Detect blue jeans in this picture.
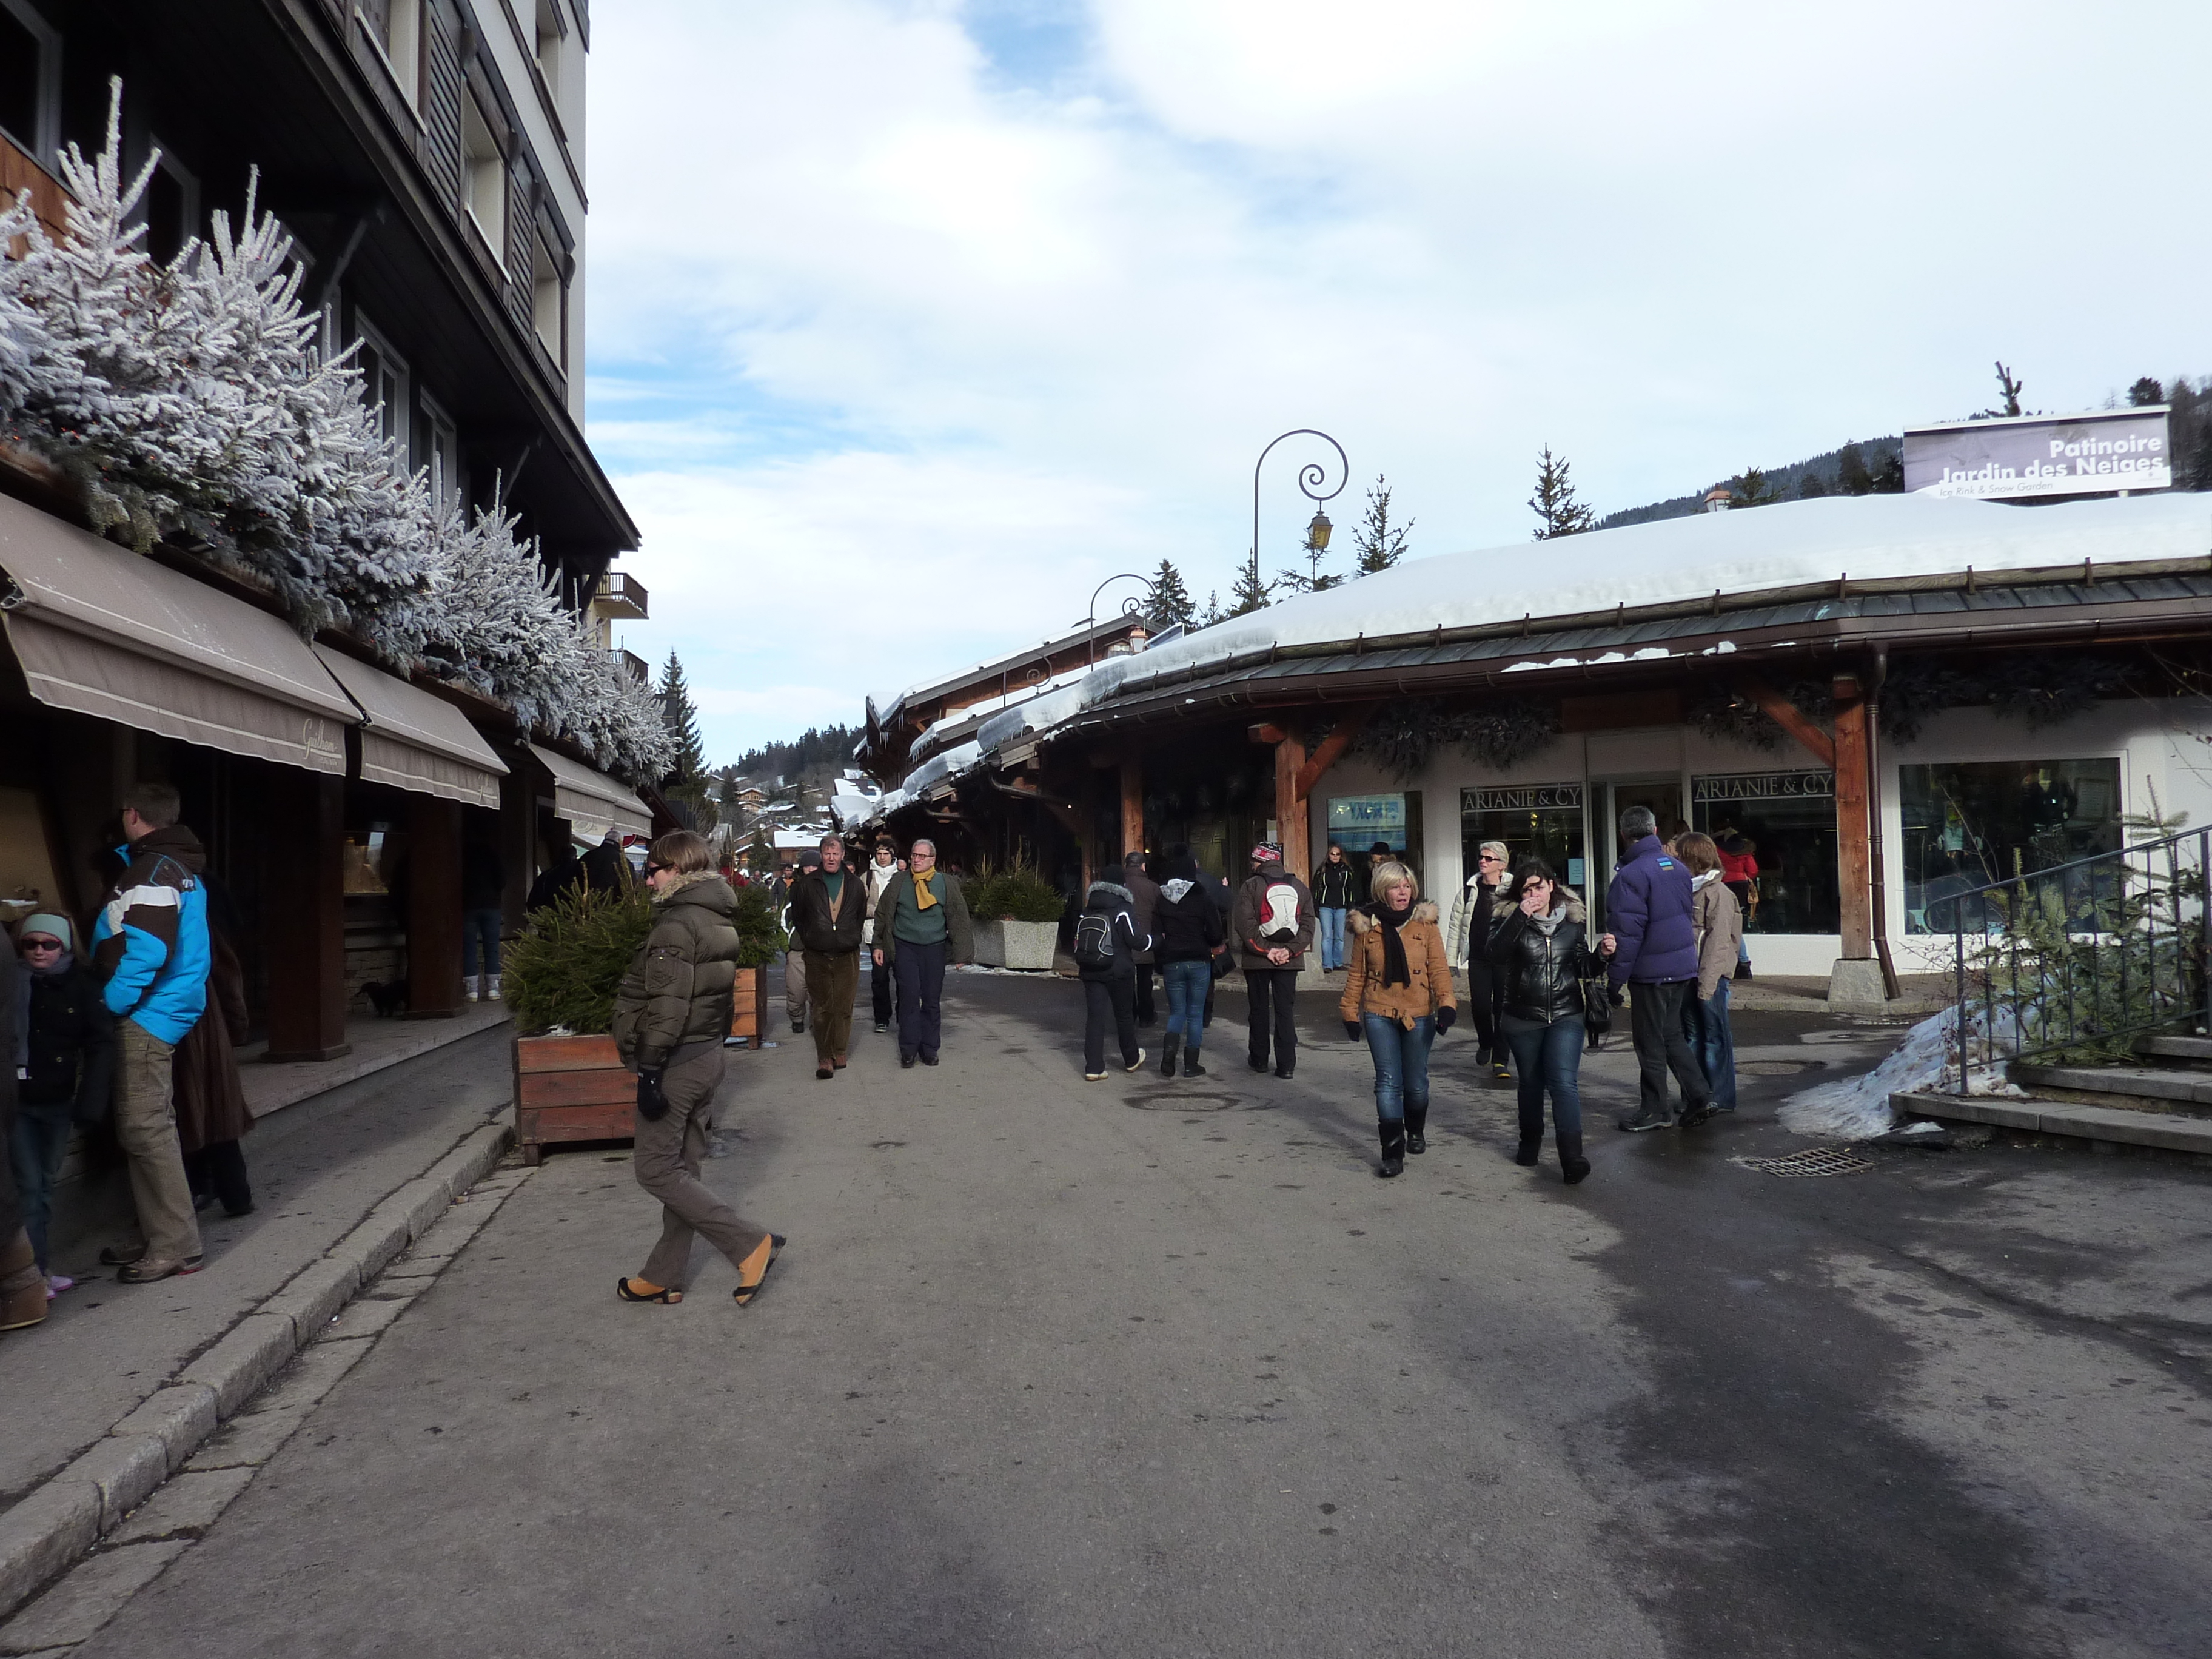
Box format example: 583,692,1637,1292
12,1102,73,1272
1502,1016,1585,1143
1361,1013,1433,1122
1318,908,1348,970
1161,960,1213,1050
461,907,503,977
1684,977,1738,1109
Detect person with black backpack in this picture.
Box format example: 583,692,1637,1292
1075,877,1151,1081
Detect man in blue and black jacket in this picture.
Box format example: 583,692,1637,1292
1603,806,1713,1133
90,783,211,1282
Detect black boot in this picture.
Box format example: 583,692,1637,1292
1560,1133,1591,1184
1377,1119,1406,1178
1183,1046,1206,1076
1514,1138,1542,1167
1161,1033,1181,1076
1405,1101,1429,1155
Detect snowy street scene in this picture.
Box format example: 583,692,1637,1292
1,4,2208,1656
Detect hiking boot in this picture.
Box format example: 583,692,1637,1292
1678,1099,1715,1128
1617,1106,1675,1133
99,1242,147,1267
118,1254,203,1284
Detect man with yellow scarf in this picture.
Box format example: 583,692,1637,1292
870,839,975,1068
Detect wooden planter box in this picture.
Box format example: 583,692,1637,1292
514,1034,632,1165
730,964,766,1045
973,919,1059,971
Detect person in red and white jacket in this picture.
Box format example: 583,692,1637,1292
1229,844,1316,1080
1717,831,1759,980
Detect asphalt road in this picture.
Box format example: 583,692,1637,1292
74,974,2212,1658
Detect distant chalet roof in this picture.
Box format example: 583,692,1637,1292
976,492,2212,756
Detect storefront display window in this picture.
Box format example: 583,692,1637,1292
1901,758,2122,934
341,826,390,894
1462,783,1585,891
1692,771,1840,936
1327,792,1422,865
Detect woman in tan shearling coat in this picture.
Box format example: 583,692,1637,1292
1338,860,1458,1178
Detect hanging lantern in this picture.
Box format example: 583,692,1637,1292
1306,509,1333,551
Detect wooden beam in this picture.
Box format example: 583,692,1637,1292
1119,756,1144,863
1293,705,1378,800
1273,731,1309,877
1248,722,1287,745
1832,674,1873,959
1737,677,1836,768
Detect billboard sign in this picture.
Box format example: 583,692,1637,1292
1904,407,2170,500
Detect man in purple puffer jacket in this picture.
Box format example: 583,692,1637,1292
1603,806,1714,1132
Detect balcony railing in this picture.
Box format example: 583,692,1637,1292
594,569,648,620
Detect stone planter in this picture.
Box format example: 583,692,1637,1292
974,918,1059,971
514,1034,632,1165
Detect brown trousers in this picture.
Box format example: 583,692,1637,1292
117,1021,203,1264
803,950,860,1064
634,1047,769,1289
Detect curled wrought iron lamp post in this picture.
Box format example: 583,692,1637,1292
1085,572,1162,667
1251,428,1349,595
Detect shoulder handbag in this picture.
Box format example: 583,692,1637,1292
1210,947,1235,981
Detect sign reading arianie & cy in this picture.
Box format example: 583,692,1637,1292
1903,408,2171,500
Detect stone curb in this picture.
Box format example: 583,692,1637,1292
0,1120,512,1620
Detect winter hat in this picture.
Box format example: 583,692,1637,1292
17,913,73,949
1369,840,1392,857
799,850,822,870
1249,842,1284,865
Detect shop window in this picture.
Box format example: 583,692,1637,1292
341,827,390,894
1327,792,1422,868
1461,783,1586,893
1901,759,2122,934
1692,771,1840,936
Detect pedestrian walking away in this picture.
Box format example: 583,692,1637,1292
460,833,506,1001
11,913,112,1305
1339,862,1456,1177
1603,805,1713,1133
1310,842,1360,973
1151,845,1225,1077
1718,830,1758,979
1075,878,1151,1080
872,839,974,1067
862,841,903,1033
788,834,866,1079
1446,839,1511,1081
1231,843,1315,1078
90,783,212,1283
612,831,783,1307
1486,860,1612,1183
1121,851,1162,1025
1677,831,1743,1113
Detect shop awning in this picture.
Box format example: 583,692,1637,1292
528,743,652,842
314,646,509,809
0,493,357,773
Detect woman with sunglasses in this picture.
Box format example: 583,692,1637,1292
1447,840,1511,1081
11,914,115,1296
612,831,784,1307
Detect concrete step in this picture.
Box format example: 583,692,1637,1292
2009,1062,2212,1113
2134,1033,2212,1065
1894,1090,2212,1158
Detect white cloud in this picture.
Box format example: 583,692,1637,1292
585,0,2212,759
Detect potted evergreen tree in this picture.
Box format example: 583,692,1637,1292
503,884,656,1164
726,883,783,1047
966,865,1067,971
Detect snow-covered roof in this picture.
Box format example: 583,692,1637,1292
903,739,985,798
979,492,2212,754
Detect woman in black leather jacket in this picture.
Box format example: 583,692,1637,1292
1485,859,1613,1184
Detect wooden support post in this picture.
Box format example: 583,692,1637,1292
1119,756,1144,865
1274,731,1309,877
1292,704,1378,802
263,771,349,1061
1832,674,1872,959
406,794,466,1017
1738,677,1835,768
1078,771,1098,894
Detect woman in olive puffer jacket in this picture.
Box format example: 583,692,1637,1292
612,831,783,1307
1485,857,1614,1184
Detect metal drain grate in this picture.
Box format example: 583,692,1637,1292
1729,1145,1876,1178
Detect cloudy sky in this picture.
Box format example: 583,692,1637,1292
582,0,2212,763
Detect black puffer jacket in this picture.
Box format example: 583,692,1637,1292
1486,894,1601,1024
22,957,116,1116
1152,868,1225,963
1076,881,1151,982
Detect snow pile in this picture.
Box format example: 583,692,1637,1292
1778,1009,2023,1140
0,82,671,781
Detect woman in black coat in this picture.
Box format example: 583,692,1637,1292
1485,860,1613,1185
1151,850,1225,1077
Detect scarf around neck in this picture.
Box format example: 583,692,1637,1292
1374,900,1412,988
913,870,939,911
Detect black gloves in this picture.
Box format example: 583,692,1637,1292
1344,1021,1362,1042
637,1066,670,1121
1434,1005,1458,1034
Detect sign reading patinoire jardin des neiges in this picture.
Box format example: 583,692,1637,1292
1903,407,2171,500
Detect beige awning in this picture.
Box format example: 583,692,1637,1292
314,646,509,809
0,492,357,773
528,743,652,842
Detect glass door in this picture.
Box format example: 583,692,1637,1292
1593,779,1682,932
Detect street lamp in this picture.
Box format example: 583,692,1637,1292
1251,429,1349,598
1085,571,1161,667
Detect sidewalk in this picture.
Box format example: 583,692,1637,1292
1,1019,515,1518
